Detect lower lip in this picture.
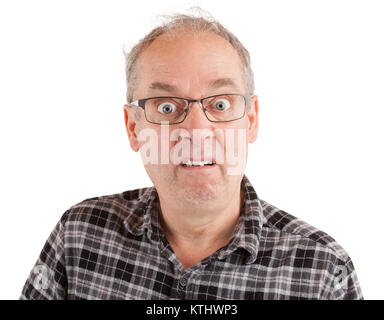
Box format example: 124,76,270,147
179,164,217,171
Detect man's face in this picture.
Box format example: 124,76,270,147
124,30,258,209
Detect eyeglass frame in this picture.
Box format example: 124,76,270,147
127,93,252,125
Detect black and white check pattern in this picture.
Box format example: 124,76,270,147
20,175,363,299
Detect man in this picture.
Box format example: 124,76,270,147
21,11,363,300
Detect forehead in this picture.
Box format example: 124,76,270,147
135,31,245,97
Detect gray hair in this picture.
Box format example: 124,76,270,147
123,8,255,104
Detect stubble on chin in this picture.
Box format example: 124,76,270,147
150,164,226,207
172,176,225,209
182,185,216,204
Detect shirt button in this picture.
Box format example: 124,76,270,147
179,276,188,287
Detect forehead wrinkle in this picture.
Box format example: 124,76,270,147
147,77,242,97
137,30,247,96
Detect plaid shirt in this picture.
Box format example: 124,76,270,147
20,175,363,300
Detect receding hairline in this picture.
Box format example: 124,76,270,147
124,10,255,104
133,29,247,98
146,78,242,96
136,26,247,69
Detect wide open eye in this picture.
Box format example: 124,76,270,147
157,102,177,114
212,98,231,111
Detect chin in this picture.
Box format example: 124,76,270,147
184,186,216,203
177,178,225,206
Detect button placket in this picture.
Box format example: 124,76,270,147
178,273,188,288
177,272,191,299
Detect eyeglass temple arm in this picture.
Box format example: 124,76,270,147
127,100,146,109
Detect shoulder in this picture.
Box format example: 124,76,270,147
259,198,350,262
256,198,363,299
59,186,153,233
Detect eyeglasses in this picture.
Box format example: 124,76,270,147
128,93,250,125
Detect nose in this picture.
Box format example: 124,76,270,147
177,101,216,160
182,101,213,130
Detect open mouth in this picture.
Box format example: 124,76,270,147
181,160,215,167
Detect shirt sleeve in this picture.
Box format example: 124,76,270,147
20,213,68,300
327,255,364,300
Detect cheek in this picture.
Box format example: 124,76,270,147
136,125,164,165
220,121,248,149
224,128,248,155
217,123,248,169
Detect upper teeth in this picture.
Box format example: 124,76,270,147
182,160,213,167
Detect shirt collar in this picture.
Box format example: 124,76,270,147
123,175,264,264
221,175,264,264
123,184,163,242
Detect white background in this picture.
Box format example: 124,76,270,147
0,0,383,299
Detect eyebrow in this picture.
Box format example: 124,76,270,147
208,78,240,91
149,82,179,94
148,77,240,95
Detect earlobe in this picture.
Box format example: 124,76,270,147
124,105,140,152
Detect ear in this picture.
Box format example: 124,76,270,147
124,104,140,152
247,95,259,143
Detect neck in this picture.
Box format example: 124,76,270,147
157,185,244,268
